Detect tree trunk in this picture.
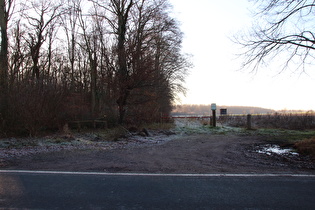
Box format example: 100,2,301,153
0,0,8,122
90,55,97,118
115,0,133,124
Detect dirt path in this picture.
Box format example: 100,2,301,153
3,133,315,174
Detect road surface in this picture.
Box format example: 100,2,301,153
1,170,315,209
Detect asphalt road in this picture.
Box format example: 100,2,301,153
1,171,315,209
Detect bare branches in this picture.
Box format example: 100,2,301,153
238,0,315,72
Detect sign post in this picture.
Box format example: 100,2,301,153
211,103,216,127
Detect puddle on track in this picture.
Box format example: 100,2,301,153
256,144,299,156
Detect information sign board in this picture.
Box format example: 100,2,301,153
211,103,216,111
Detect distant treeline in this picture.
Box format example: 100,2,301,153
172,104,275,116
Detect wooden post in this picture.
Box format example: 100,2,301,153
211,103,217,127
212,110,216,127
247,114,252,130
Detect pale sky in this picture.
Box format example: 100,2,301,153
170,0,315,111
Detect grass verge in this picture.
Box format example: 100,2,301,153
242,129,315,144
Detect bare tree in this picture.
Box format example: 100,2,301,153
111,0,134,124
88,0,134,123
236,0,315,73
77,4,101,117
86,0,190,124
127,0,190,121
22,0,63,80
62,0,82,90
0,0,13,124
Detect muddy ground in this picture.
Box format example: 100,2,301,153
1,127,315,174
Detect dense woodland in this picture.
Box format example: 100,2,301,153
0,0,191,136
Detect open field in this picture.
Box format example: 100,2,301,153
171,111,315,130
221,112,315,130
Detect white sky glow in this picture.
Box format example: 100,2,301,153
170,0,315,110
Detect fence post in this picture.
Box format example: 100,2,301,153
247,114,252,130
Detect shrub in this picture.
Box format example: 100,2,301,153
5,81,66,136
294,137,315,159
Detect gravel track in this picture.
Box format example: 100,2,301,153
1,119,315,174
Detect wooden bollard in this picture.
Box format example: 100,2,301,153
212,110,216,127
247,114,252,130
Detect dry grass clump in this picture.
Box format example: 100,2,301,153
294,136,315,159
144,122,175,130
